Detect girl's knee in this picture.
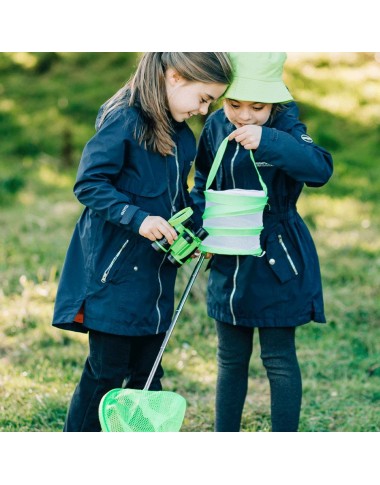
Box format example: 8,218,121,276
217,345,251,370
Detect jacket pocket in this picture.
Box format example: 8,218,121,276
100,238,132,284
265,228,302,284
277,234,298,275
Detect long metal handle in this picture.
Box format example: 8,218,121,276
144,253,206,390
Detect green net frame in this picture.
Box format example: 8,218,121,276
99,388,186,432
98,256,205,433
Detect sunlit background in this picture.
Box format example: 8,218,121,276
0,52,379,432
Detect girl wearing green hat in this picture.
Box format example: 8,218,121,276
191,52,333,431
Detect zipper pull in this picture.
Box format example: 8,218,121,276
101,239,129,284
101,271,110,284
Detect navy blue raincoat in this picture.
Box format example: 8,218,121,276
53,106,196,336
190,103,333,328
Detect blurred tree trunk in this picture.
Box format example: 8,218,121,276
60,127,74,168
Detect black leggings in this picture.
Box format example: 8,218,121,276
64,330,165,432
215,321,302,432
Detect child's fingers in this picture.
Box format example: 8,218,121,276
149,219,177,244
228,129,239,141
190,250,201,258
234,133,248,144
156,221,177,245
228,128,248,143
139,216,177,243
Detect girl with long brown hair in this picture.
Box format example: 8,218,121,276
53,52,232,431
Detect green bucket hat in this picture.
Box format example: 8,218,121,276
225,52,293,103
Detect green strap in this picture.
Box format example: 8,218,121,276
199,242,264,257
204,191,265,206
205,135,268,196
205,226,263,236
204,189,267,218
204,202,266,219
205,136,229,189
168,207,193,226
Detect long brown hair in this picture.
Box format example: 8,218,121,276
97,53,232,155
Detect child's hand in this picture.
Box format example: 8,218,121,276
190,250,201,259
228,125,262,150
190,251,213,259
139,216,178,244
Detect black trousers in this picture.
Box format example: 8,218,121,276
215,321,302,432
63,329,165,432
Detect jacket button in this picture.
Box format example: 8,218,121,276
269,258,276,265
133,266,138,271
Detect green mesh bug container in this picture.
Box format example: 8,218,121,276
200,135,268,256
99,388,187,432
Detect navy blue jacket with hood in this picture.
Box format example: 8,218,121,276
190,102,333,328
53,105,196,336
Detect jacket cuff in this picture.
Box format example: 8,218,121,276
120,205,149,233
120,204,139,224
128,209,150,234
255,126,278,159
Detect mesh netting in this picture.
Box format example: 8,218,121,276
99,388,186,432
200,188,267,256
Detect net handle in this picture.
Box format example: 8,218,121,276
144,253,206,390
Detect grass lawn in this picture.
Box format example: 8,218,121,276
0,52,379,432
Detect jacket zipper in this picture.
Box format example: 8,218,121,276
155,256,166,334
278,234,298,275
101,239,130,283
172,145,180,215
230,143,240,189
167,144,180,216
230,256,239,325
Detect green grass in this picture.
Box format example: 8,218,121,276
1,53,379,432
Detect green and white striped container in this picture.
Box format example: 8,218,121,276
200,136,268,256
